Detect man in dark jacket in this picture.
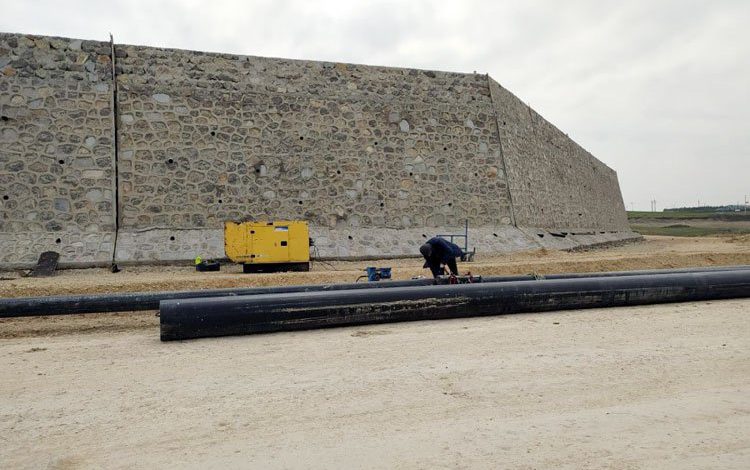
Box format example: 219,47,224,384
419,237,464,278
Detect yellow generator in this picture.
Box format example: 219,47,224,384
224,220,311,273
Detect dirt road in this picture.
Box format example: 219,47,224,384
1,300,749,469
1,235,749,468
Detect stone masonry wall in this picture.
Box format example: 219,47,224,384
489,78,629,231
0,32,635,267
113,45,517,261
0,33,116,267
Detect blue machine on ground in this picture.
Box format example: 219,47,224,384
360,267,392,282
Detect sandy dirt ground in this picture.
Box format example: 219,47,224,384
2,235,750,298
1,235,749,468
1,300,749,469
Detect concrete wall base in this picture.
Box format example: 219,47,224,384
104,226,638,265
0,227,641,270
0,231,115,269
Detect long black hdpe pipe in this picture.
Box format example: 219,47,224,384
160,270,750,341
2,265,750,318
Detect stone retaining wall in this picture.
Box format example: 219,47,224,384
0,32,635,268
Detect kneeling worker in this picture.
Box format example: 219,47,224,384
419,237,464,278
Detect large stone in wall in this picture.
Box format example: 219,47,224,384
0,33,116,267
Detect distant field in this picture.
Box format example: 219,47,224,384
628,211,750,221
630,224,750,237
628,211,750,237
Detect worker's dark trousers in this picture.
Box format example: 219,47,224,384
446,258,459,275
428,257,460,278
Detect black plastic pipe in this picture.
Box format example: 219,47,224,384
160,270,750,341
2,265,750,318
0,278,434,318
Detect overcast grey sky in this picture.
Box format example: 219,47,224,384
2,0,748,210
